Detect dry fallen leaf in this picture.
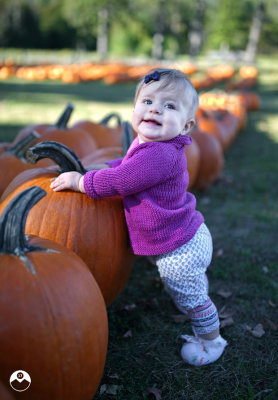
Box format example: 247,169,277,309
144,387,162,400
107,373,120,379
219,305,234,319
246,323,265,338
172,314,190,323
122,303,137,311
217,288,232,299
262,318,277,331
220,316,234,328
99,384,119,395
268,299,277,308
123,330,132,338
215,248,224,258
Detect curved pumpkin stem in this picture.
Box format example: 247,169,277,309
0,186,46,256
25,141,87,174
101,113,122,127
122,121,134,155
5,131,40,160
55,102,74,130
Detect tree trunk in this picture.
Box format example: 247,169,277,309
97,8,109,61
189,0,205,59
244,0,266,63
152,0,166,60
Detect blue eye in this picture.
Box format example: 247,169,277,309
165,103,175,109
144,99,152,104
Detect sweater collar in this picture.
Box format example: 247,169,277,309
133,134,192,147
168,135,192,147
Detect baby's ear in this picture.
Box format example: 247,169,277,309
183,119,195,134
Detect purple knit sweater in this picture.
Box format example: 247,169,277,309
84,135,204,256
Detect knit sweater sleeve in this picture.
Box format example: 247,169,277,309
83,143,176,198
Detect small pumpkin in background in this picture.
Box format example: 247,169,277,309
81,146,123,168
12,103,74,145
196,108,229,151
191,128,224,190
72,115,135,154
0,131,54,196
185,136,200,190
71,112,123,148
1,141,135,306
0,142,11,155
12,103,97,159
36,104,98,159
196,107,240,151
0,186,108,400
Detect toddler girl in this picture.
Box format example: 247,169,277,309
51,68,227,366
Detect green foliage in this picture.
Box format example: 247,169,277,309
204,0,255,50
110,18,153,56
39,0,77,49
0,0,278,56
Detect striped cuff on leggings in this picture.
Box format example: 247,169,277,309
188,298,220,335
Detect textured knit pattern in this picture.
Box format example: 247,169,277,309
155,223,216,329
84,135,204,255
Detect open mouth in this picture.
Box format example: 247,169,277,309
143,118,162,126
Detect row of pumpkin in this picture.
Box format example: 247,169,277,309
0,58,258,90
0,83,259,398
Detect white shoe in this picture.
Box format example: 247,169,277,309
180,334,227,366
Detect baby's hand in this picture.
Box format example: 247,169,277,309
50,172,85,193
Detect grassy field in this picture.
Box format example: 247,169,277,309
1,58,278,399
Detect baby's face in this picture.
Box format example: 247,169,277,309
132,80,195,144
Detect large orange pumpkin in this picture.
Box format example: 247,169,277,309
1,142,135,306
191,128,224,190
0,186,108,400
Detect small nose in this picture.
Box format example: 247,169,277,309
150,102,162,114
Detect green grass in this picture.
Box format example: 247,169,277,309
1,57,278,399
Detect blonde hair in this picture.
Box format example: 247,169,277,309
134,68,199,120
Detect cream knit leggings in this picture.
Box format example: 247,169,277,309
155,223,220,335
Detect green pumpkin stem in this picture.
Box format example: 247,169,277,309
101,112,122,127
25,141,87,174
122,121,134,155
55,102,74,129
6,131,40,160
0,186,46,256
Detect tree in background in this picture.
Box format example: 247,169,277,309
109,0,195,59
0,0,42,48
0,0,278,60
61,0,128,58
245,0,267,63
204,0,255,51
188,0,206,59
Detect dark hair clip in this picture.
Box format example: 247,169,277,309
144,70,160,84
